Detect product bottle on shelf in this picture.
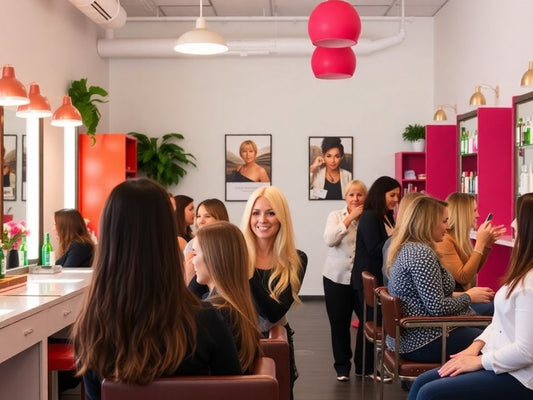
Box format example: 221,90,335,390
525,118,531,145
517,117,524,146
0,249,4,278
41,233,54,267
519,164,529,194
19,237,27,266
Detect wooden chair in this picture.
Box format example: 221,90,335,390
377,287,492,400
361,271,384,396
102,356,278,400
261,325,290,400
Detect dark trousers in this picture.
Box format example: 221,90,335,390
323,277,358,375
408,367,533,400
353,287,374,375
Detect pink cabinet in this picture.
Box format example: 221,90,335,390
394,152,426,195
425,124,457,200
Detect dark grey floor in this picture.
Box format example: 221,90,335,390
290,297,408,400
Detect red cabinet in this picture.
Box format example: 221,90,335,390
394,151,426,195
78,133,137,236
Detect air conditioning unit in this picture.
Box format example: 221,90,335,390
69,0,127,29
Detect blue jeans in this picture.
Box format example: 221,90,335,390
471,301,494,316
403,327,483,363
408,368,533,400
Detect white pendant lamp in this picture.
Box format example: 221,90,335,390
174,0,228,55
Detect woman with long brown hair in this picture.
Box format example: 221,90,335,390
53,208,94,267
191,221,262,373
73,179,241,400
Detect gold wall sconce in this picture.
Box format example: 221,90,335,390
469,84,499,105
521,61,533,87
433,104,457,121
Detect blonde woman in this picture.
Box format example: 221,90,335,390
435,193,505,315
240,186,307,396
321,180,367,381
386,196,494,363
229,140,270,183
191,221,262,373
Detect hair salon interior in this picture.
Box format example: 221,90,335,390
0,0,532,397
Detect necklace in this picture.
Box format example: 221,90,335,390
327,171,339,183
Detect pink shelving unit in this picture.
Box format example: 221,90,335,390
457,108,514,290
425,124,457,200
394,152,426,195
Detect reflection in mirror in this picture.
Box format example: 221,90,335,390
1,106,42,263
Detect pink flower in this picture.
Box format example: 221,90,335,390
2,220,29,251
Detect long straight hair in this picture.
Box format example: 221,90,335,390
364,176,400,226
174,194,194,239
54,208,95,257
73,179,201,384
445,193,476,261
196,221,262,372
503,193,533,297
240,186,303,304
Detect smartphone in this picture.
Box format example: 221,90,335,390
484,213,493,223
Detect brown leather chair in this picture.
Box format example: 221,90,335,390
261,325,290,400
101,357,278,400
377,287,492,399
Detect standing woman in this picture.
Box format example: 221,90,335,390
351,176,400,376
240,186,307,397
73,179,241,400
174,195,195,252
407,193,533,400
310,137,353,200
435,193,505,314
322,180,367,381
191,221,262,373
54,208,95,267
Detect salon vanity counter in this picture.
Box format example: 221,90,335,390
0,269,92,399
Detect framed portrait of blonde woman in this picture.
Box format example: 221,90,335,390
225,134,272,201
309,136,353,200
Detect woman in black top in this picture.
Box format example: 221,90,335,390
54,209,94,267
351,176,400,376
174,194,195,251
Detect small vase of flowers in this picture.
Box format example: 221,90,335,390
2,220,29,269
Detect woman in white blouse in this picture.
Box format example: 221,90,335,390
322,180,367,381
407,192,533,400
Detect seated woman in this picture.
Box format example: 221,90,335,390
386,196,494,363
435,193,505,315
407,192,533,400
72,179,241,400
190,221,262,373
53,208,95,267
174,194,195,252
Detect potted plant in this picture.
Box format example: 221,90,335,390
129,132,197,188
402,123,426,151
68,78,108,145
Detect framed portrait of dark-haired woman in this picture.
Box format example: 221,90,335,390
225,134,272,201
309,136,353,200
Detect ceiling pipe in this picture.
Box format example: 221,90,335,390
126,16,411,23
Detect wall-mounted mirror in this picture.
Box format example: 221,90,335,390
1,106,43,264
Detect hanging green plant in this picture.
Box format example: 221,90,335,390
129,132,197,188
68,78,108,145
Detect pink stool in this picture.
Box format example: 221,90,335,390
48,343,85,400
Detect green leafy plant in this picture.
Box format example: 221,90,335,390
68,78,108,145
129,132,197,188
402,124,426,142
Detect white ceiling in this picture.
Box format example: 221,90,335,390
120,0,449,18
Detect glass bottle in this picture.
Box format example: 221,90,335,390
525,118,531,146
41,233,54,267
19,236,27,266
516,117,523,146
0,249,4,278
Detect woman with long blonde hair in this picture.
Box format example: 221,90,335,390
240,186,307,396
191,221,262,373
73,179,241,400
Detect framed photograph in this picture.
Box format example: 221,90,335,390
22,135,27,201
225,134,272,201
309,136,354,200
3,134,17,201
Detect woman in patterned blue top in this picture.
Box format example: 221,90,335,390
385,196,494,363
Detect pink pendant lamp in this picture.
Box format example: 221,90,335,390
16,83,52,118
308,0,362,48
51,96,82,127
311,47,356,79
0,65,29,106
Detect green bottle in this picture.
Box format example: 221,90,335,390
19,237,28,266
41,233,53,267
0,249,5,278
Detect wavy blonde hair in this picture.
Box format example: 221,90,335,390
386,196,447,274
240,186,303,304
196,221,262,372
445,193,476,261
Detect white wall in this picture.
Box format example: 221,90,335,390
3,0,109,248
108,18,434,295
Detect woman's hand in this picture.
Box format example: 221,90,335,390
310,156,325,174
465,286,495,303
475,221,506,249
438,354,483,377
348,205,364,221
